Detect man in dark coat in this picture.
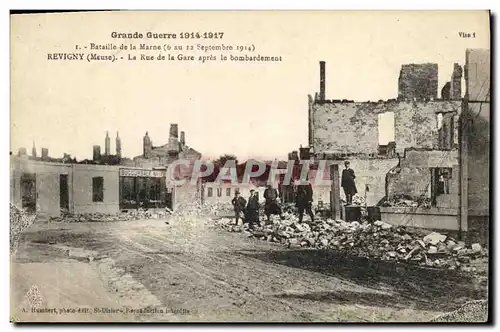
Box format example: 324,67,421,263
245,189,259,229
231,190,247,225
341,160,357,205
296,182,315,223
263,184,284,221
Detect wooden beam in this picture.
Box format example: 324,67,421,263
330,164,341,220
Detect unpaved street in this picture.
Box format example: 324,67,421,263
11,217,488,322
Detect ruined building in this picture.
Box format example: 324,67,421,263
132,124,202,169
309,61,461,157
116,131,122,158
459,49,490,244
105,131,111,156
91,131,123,164
305,50,489,243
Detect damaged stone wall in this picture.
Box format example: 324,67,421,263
463,48,490,245
386,149,459,208
394,101,460,154
398,63,438,100
312,102,379,154
311,100,461,155
345,158,399,206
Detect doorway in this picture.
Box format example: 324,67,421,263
165,187,173,210
60,174,69,211
20,173,36,213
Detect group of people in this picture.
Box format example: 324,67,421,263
230,185,284,229
231,183,316,228
230,160,357,226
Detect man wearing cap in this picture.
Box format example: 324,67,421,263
231,190,247,225
263,184,284,222
245,189,260,229
296,181,315,223
341,160,357,205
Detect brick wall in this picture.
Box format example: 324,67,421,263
312,102,379,154
311,100,461,156
394,101,460,154
345,158,399,206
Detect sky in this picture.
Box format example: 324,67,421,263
10,11,490,161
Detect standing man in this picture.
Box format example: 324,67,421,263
341,160,357,205
296,181,315,223
263,184,284,222
245,189,259,229
231,190,247,225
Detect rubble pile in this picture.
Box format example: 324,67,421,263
215,215,487,271
281,203,298,214
171,201,232,217
50,209,170,223
10,203,38,255
381,194,432,208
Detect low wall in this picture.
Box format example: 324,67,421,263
379,206,459,230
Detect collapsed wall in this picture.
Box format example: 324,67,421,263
311,100,461,155
385,149,459,208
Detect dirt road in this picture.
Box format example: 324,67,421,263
10,216,488,322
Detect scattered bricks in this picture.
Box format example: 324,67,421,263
212,204,486,272
457,248,469,256
381,223,392,230
458,256,471,263
447,240,457,250
403,234,413,242
471,243,482,254
423,232,447,246
288,238,299,247
428,246,438,254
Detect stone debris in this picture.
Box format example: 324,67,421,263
10,203,38,255
423,232,447,245
381,194,432,208
49,209,170,223
214,214,487,272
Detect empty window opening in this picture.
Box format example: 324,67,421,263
378,112,396,156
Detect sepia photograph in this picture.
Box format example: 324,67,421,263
9,10,491,323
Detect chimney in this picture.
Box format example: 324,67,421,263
105,131,110,156
143,132,152,158
169,124,179,139
41,148,49,159
319,61,326,101
116,131,121,157
93,145,101,161
180,131,185,145
32,141,37,158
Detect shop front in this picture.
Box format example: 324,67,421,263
119,168,167,210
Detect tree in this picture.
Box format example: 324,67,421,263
213,154,238,167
